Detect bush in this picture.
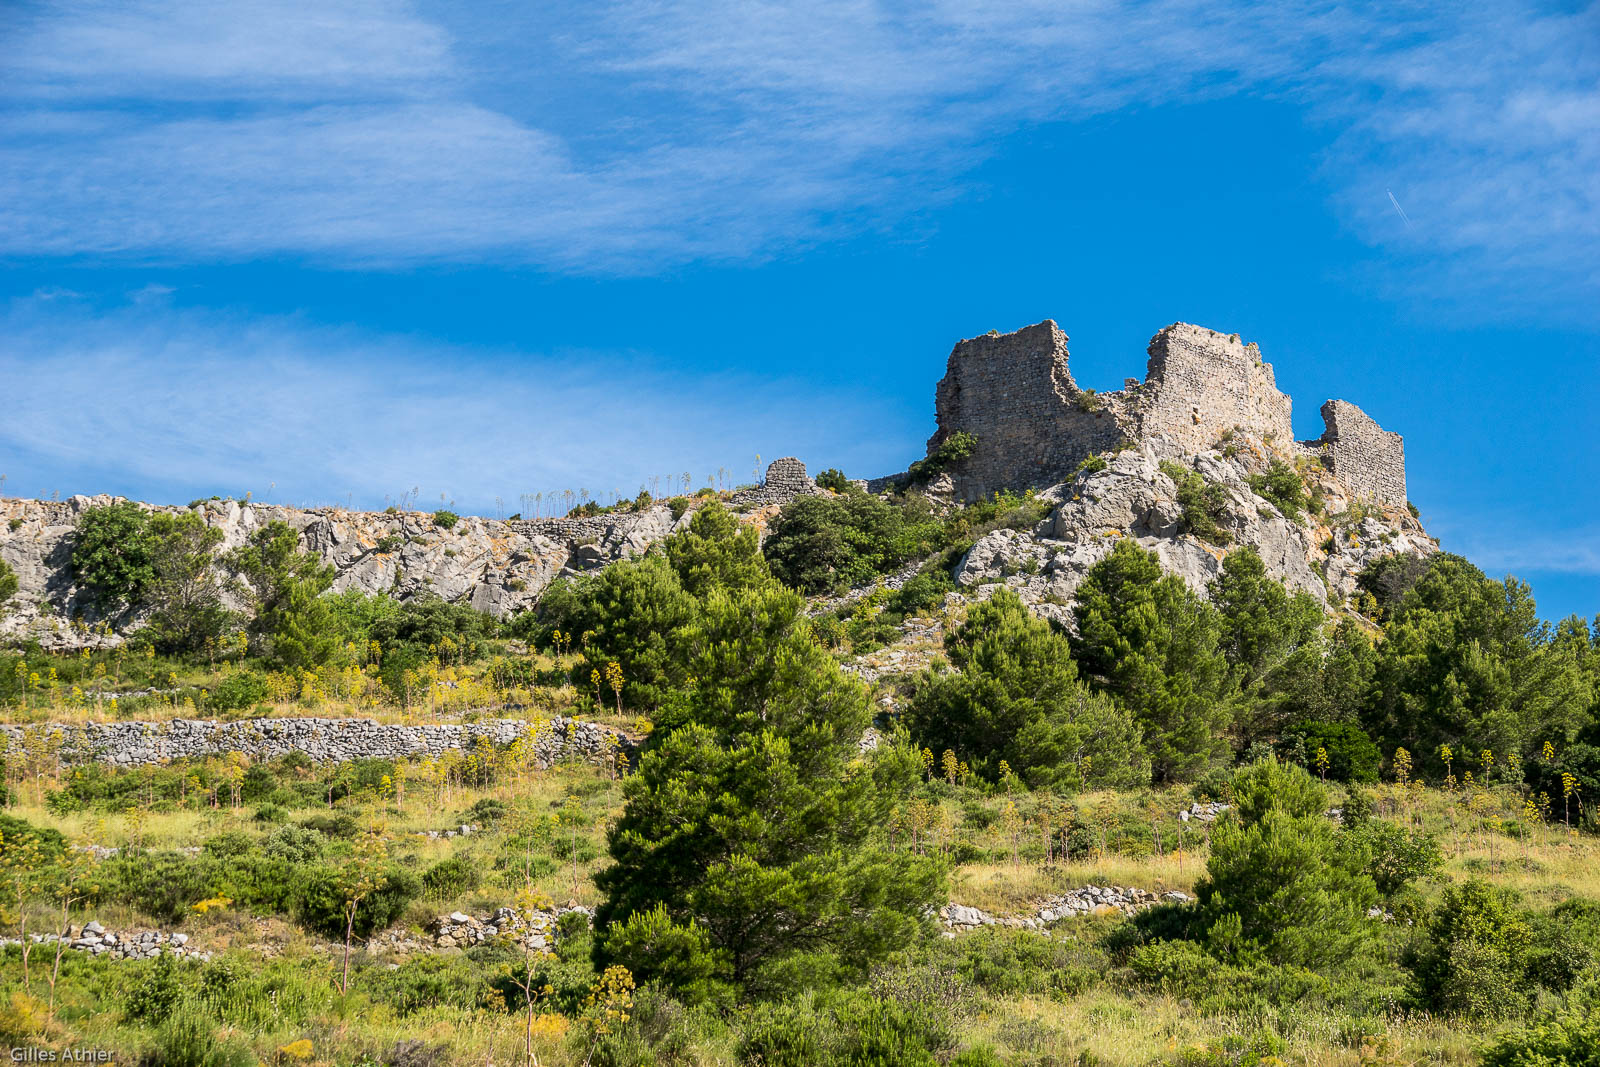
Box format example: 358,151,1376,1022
466,797,508,825
202,830,255,859
432,510,459,528
71,501,155,611
1278,721,1381,783
261,824,325,863
763,492,942,595
815,468,851,493
1194,760,1379,968
0,813,67,860
1127,939,1219,997
1247,460,1308,520
941,927,1103,998
421,856,481,899
1409,879,1531,1017
210,672,270,713
1342,820,1441,896
294,864,421,939
886,569,952,616
1480,975,1600,1066
361,953,489,1015
104,853,218,924
1159,461,1232,545
599,903,728,1006
906,430,978,485
139,1003,255,1067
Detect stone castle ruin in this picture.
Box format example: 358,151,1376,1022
924,320,1407,507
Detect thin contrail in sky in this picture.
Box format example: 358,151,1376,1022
1387,189,1413,229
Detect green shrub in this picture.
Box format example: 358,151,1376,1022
421,856,481,899
1278,721,1381,783
71,501,155,610
1480,975,1600,1066
1341,820,1441,896
1159,461,1232,545
361,952,490,1015
886,569,953,616
599,903,728,1006
815,468,851,493
1409,879,1531,1017
466,797,508,824
121,952,193,1024
432,510,459,528
763,492,942,595
905,431,977,486
1127,939,1219,997
294,864,421,939
0,813,67,859
1194,760,1379,968
202,830,255,859
942,927,1103,998
667,496,692,520
1074,454,1108,477
261,824,325,863
139,1003,255,1067
1247,460,1308,520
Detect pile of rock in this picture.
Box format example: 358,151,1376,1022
73,843,200,860
414,823,479,840
364,904,595,956
4,920,211,961
1179,801,1230,823
939,885,1190,933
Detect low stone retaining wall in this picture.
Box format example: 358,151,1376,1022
0,715,629,768
940,885,1191,932
4,920,212,962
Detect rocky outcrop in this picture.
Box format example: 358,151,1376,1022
0,714,630,768
950,435,1433,628
0,459,819,649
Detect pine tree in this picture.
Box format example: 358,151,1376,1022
595,581,944,995
1072,539,1232,781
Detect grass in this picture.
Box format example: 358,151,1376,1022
4,739,1598,1065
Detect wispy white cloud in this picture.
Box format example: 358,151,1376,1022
0,0,1595,310
0,292,913,509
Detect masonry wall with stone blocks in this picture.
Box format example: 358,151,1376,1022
922,317,1407,508
1316,400,1408,506
1132,323,1295,450
928,321,1126,501
0,714,628,768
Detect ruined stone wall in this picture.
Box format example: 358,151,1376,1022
1131,324,1295,451
914,319,1407,510
928,321,1126,501
0,714,627,768
1316,400,1408,507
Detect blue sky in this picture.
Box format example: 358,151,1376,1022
0,0,1596,621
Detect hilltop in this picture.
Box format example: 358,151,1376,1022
0,320,1433,647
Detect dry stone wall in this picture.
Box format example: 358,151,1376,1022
0,714,627,768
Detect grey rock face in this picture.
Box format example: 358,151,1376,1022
0,468,818,648
951,437,1434,627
